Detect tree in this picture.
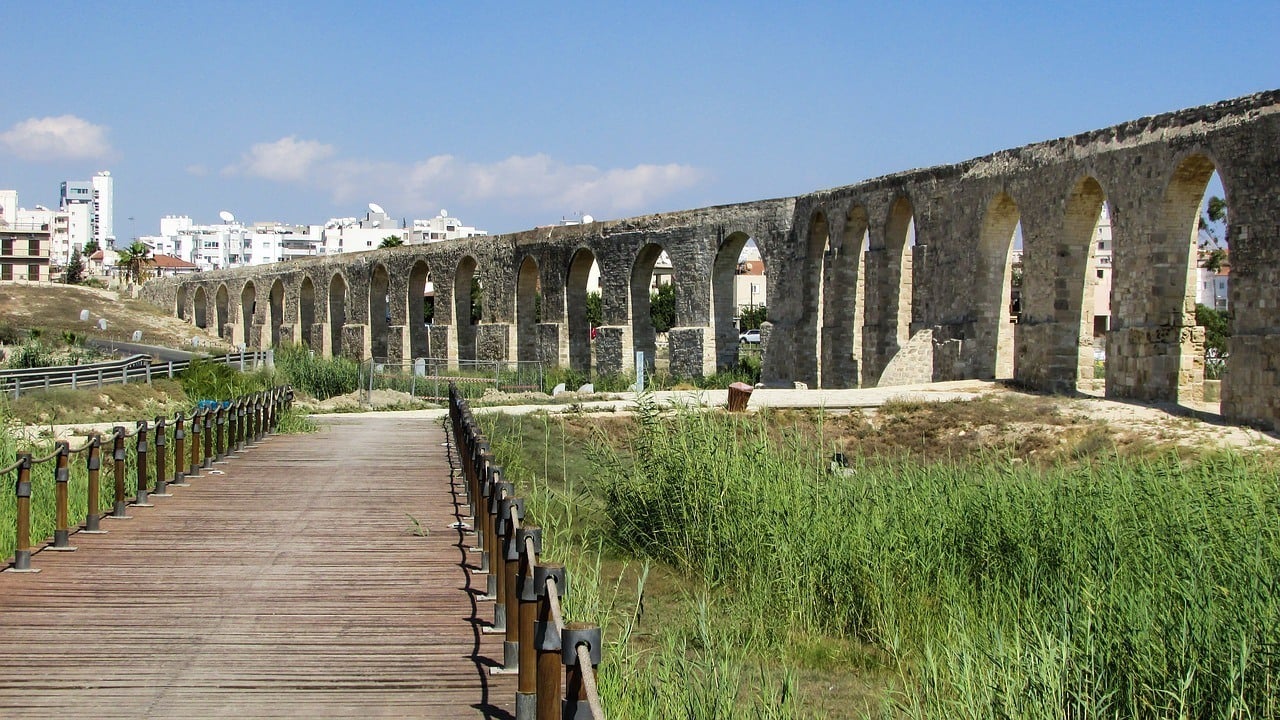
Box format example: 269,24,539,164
1198,195,1227,249
1196,303,1230,359
739,304,767,330
470,276,483,324
63,248,86,285
585,291,603,328
379,235,404,249
116,241,152,285
82,239,100,257
650,282,675,333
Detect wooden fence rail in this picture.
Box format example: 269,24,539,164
448,382,605,720
2,386,292,571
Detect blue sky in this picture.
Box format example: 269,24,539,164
3,1,1276,240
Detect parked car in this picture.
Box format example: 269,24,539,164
739,329,762,344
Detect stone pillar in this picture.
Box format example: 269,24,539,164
593,325,633,377
536,323,564,368
341,324,370,362
386,325,409,364
1106,325,1203,403
476,324,514,364
249,323,265,350
223,324,237,345
667,327,713,378
426,326,450,361
278,325,296,345
311,323,328,357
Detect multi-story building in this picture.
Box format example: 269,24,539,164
0,218,52,282
58,171,113,260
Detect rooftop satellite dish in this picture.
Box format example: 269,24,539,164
219,210,235,223
368,202,385,215
581,214,594,224
439,209,448,218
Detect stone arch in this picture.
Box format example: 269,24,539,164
885,196,916,349
1060,175,1110,390
454,255,479,362
1156,153,1220,403
629,242,667,370
408,260,431,358
369,263,390,360
865,195,917,386
329,272,347,358
239,281,256,348
977,192,1021,379
516,255,541,362
819,205,867,388
215,284,229,337
268,278,285,348
299,275,315,349
799,209,830,386
193,286,208,329
176,286,188,321
711,232,752,370
566,247,597,372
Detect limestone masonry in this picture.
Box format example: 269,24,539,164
141,90,1280,428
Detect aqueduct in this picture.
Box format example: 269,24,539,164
142,90,1280,427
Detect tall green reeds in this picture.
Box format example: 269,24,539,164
484,401,1280,718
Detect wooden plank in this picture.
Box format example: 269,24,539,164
0,415,514,718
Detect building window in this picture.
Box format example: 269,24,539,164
1097,269,1104,279
1097,241,1105,250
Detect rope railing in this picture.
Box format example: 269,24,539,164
448,381,605,720
3,386,294,572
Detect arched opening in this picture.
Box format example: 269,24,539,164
867,196,917,386
1155,155,1223,404
630,243,669,371
299,276,315,348
516,256,541,362
977,193,1020,380
1061,177,1110,393
1195,169,1229,407
369,263,390,360
329,273,347,358
408,260,432,359
888,198,916,346
176,286,188,321
820,205,867,388
193,287,207,329
215,284,229,338
267,279,284,348
711,233,765,371
566,248,598,373
454,256,479,362
800,210,829,386
239,282,256,348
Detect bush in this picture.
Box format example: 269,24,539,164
273,342,360,400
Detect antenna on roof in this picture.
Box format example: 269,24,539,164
219,210,235,223
368,202,385,215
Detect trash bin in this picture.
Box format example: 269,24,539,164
727,382,753,412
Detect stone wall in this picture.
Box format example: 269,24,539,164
140,90,1280,427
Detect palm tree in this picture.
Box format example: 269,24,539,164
116,241,152,285
379,235,405,249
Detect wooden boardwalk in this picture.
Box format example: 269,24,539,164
0,414,513,719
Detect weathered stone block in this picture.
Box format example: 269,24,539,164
476,323,513,363
667,327,706,378
426,325,450,360
594,326,632,377
341,324,369,361
536,323,563,367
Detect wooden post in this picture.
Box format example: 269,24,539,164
516,527,542,719
172,412,188,487
135,420,151,506
51,441,76,550
12,454,35,571
84,435,104,532
562,623,602,720
534,563,566,720
110,427,130,518
153,416,169,497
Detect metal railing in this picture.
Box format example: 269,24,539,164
2,386,293,571
362,358,544,402
0,350,271,398
448,383,604,720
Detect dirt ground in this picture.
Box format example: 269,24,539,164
0,282,228,351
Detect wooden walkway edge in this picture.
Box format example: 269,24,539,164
0,415,513,719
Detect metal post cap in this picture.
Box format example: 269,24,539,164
561,625,602,666
534,564,568,599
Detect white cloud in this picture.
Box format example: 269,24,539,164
230,138,704,219
185,164,208,176
225,136,335,182
0,115,113,161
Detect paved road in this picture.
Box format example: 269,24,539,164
88,338,201,362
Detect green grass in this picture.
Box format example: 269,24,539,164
479,400,1280,719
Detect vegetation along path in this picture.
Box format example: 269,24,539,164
0,414,511,719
